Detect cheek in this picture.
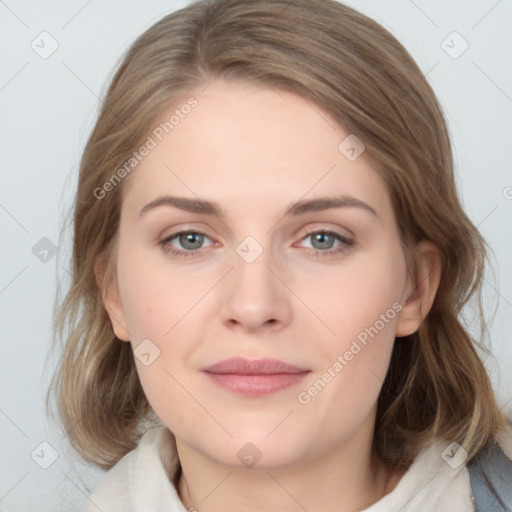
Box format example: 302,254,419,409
115,244,211,415
295,291,399,445
294,248,404,413
300,249,405,348
116,241,212,342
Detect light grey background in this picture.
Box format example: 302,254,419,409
1,0,511,510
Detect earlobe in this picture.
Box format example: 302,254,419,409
395,240,442,338
94,254,131,342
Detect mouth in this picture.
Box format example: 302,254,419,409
201,357,311,397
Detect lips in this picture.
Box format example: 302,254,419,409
201,357,311,397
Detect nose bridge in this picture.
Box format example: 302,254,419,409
218,234,292,331
231,234,279,301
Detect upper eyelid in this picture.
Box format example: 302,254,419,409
295,230,353,249
156,213,356,238
300,227,352,239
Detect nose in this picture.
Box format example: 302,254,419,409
218,245,292,333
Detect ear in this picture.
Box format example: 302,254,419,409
395,240,442,337
94,253,130,342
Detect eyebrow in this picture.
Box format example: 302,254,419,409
139,195,379,219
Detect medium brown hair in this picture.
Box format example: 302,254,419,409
47,0,507,470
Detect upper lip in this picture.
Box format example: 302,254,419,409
202,357,310,375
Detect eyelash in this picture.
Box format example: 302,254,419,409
159,229,354,258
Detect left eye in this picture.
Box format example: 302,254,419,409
300,231,344,250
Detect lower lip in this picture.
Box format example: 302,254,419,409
203,372,310,397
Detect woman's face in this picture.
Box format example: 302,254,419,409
105,80,416,469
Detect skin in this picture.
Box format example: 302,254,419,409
100,79,441,512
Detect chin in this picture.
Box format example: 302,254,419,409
206,428,312,470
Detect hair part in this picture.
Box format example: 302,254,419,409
47,0,507,470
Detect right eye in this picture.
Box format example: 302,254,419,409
159,230,215,257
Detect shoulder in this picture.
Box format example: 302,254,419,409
364,439,474,511
495,420,512,459
378,424,512,512
81,426,183,512
81,443,135,512
467,421,512,511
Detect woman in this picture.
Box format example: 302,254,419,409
47,0,512,510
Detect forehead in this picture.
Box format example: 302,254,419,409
120,80,391,221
